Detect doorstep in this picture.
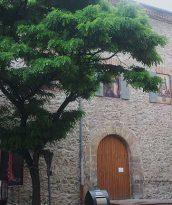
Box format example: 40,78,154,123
110,199,172,205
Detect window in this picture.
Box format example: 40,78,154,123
149,68,172,104
157,73,172,104
0,151,23,186
96,76,130,100
103,78,120,98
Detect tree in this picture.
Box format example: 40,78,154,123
0,0,166,204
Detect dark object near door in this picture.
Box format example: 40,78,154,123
85,188,110,205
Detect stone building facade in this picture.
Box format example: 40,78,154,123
6,3,172,205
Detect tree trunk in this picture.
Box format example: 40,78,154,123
28,152,41,205
19,110,41,205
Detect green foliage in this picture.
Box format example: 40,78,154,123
123,67,162,92
0,109,83,150
0,0,166,151
50,0,100,11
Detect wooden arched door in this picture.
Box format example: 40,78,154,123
97,135,130,199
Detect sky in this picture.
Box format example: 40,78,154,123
135,0,172,12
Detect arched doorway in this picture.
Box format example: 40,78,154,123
97,135,130,199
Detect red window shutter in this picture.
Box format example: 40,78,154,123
7,153,16,183
8,153,23,186
0,152,8,181
0,151,23,186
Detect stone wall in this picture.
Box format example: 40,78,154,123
6,6,172,205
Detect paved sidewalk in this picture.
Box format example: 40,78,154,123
111,199,172,205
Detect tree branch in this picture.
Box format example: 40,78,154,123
100,53,118,61
88,49,102,56
19,150,33,168
53,93,76,121
0,73,23,101
0,81,21,110
87,49,103,61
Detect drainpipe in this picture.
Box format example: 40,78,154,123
44,150,53,205
79,98,84,205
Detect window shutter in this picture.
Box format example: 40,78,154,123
0,152,23,186
0,151,8,180
8,153,23,186
149,71,158,103
95,83,103,96
120,75,130,100
169,75,172,104
170,75,172,93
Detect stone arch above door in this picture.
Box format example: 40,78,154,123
85,121,144,199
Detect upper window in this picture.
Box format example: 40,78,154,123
96,76,130,100
149,68,172,104
103,78,120,98
157,73,171,104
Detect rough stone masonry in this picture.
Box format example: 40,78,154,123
7,3,172,205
